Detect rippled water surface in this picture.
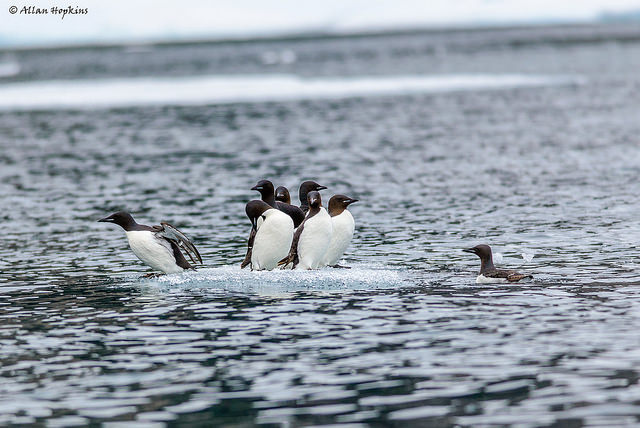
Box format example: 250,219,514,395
2,24,640,426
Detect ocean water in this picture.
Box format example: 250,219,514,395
2,23,640,426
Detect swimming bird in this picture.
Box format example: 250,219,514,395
275,186,291,204
463,244,532,283
243,200,294,270
98,211,202,275
279,191,333,269
298,180,327,213
252,180,305,228
322,195,358,267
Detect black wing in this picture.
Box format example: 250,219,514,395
506,272,533,282
276,202,305,228
241,228,256,269
154,222,203,265
485,268,532,282
168,241,194,270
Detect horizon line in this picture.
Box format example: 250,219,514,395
1,15,636,53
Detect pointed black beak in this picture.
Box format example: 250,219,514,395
317,185,328,191
463,248,476,253
250,217,258,230
98,217,111,223
251,185,262,191
346,198,358,205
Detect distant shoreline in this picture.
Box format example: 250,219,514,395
2,19,640,53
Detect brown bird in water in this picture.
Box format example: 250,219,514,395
464,244,533,283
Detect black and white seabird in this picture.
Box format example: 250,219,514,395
98,211,202,275
463,244,533,283
275,186,291,204
279,191,333,270
241,180,305,268
322,195,358,267
243,200,294,270
298,180,327,213
252,180,305,228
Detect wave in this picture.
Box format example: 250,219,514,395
0,73,584,111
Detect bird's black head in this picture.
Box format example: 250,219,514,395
299,180,327,204
307,191,322,210
328,194,358,216
98,211,137,231
251,180,276,206
245,200,271,230
463,244,493,261
251,180,274,193
275,186,291,204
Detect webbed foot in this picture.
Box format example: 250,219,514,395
142,272,163,278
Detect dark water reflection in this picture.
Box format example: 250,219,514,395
5,280,640,426
2,24,640,426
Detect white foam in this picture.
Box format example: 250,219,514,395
147,264,407,291
0,73,583,111
521,251,535,263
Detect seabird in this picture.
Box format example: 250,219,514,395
298,180,327,213
243,200,294,270
98,211,202,275
279,191,333,269
241,180,305,268
275,186,291,204
463,244,532,283
322,195,358,267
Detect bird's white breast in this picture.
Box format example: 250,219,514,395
475,274,507,284
252,209,294,271
126,231,183,274
296,208,332,270
322,210,355,266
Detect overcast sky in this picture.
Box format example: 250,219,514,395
1,0,639,47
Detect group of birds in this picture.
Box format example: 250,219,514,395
98,180,359,276
241,180,358,271
98,180,533,283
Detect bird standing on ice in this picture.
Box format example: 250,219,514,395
280,191,333,269
98,211,202,275
463,244,533,283
242,180,303,268
244,200,294,271
322,195,358,267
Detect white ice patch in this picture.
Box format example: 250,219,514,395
261,50,297,65
148,263,407,291
0,73,584,111
0,60,20,78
